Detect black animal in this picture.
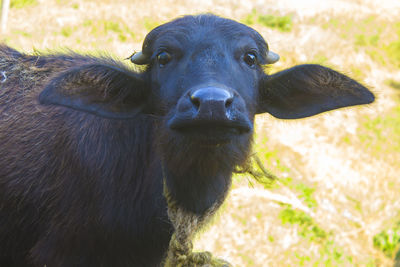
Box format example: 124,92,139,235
0,14,374,267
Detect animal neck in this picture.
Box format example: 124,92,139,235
161,160,232,215
162,172,232,266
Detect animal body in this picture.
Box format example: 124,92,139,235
0,14,374,267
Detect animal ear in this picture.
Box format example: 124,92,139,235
39,62,149,119
257,64,375,119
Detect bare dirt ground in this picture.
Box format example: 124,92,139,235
2,0,400,266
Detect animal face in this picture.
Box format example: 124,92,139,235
134,15,277,146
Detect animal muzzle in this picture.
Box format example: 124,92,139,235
168,86,253,137
190,87,234,120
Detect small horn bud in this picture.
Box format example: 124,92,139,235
266,51,280,64
129,51,149,65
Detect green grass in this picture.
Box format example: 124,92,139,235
277,177,318,209
346,195,363,214
243,11,293,32
278,205,358,266
310,53,329,65
294,183,317,209
58,19,135,43
13,30,31,38
251,137,318,209
60,26,74,37
242,10,258,25
143,17,161,31
373,222,400,258
103,21,129,42
318,15,400,68
314,240,354,267
82,19,135,42
238,252,256,266
103,21,123,33
338,81,400,165
10,0,37,9
258,141,292,174
349,65,369,80
383,39,400,68
258,14,292,32
279,205,327,242
386,79,400,90
359,105,400,155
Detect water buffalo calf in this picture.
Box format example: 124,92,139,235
0,14,374,266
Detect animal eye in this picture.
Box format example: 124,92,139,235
157,51,172,67
243,52,257,67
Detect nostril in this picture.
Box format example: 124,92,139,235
225,97,233,108
190,95,201,109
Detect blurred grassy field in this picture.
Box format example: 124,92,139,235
2,0,400,266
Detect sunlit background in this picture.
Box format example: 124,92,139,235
1,0,400,266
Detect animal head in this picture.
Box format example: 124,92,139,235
132,15,277,144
